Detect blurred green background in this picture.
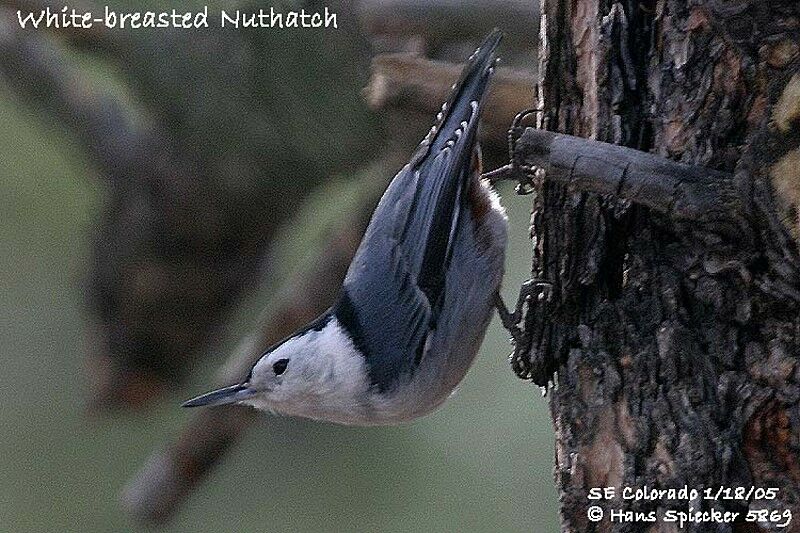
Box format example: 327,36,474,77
0,3,557,531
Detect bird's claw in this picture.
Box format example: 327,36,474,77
494,278,553,342
481,108,540,194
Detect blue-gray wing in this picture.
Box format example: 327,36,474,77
333,31,500,391
335,143,471,391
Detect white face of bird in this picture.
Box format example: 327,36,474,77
243,334,314,409
240,318,371,418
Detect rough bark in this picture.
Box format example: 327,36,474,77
512,0,800,531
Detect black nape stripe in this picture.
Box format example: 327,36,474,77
334,288,428,393
332,289,369,358
295,312,333,335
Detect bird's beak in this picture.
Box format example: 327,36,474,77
181,383,256,407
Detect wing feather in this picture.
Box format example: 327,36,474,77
334,31,500,391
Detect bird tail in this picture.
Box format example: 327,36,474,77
407,30,501,307
408,29,501,170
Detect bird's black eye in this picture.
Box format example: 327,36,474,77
272,358,289,376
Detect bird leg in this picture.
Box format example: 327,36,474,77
494,279,552,342
482,109,539,195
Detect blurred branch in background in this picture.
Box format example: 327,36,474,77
0,0,539,523
0,0,535,411
0,1,382,409
121,154,400,525
0,14,144,177
121,59,532,523
357,0,538,54
365,53,534,153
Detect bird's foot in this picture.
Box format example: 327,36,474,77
481,108,540,195
494,278,552,342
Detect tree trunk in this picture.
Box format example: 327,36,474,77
515,0,800,531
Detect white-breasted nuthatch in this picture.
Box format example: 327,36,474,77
183,31,508,425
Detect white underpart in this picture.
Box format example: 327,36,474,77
482,177,508,221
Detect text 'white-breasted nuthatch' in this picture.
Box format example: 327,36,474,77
183,30,508,425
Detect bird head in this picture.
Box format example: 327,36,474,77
183,316,369,420
182,335,315,410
